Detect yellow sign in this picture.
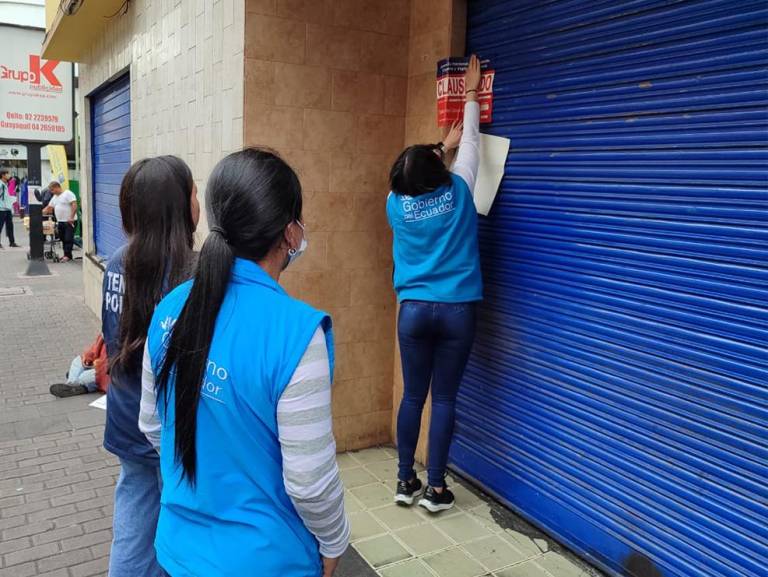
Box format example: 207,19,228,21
47,144,69,190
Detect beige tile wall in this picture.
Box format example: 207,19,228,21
243,0,411,451
78,0,245,314
393,0,467,464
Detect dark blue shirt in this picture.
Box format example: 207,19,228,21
102,245,158,464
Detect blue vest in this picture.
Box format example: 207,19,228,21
102,245,159,464
146,259,333,577
387,173,483,303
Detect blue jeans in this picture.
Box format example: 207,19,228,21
397,301,477,488
109,458,166,577
66,356,98,393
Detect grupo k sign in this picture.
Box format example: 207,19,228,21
436,57,494,127
0,26,73,143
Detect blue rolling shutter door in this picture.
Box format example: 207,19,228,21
91,74,130,259
452,2,768,577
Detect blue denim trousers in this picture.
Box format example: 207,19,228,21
396,300,477,487
66,356,98,393
108,458,167,577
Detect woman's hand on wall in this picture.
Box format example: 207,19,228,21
465,54,481,100
443,119,464,150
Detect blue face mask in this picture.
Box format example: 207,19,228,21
286,221,307,268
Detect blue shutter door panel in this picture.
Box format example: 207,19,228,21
91,74,130,259
452,2,767,577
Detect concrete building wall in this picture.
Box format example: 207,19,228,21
79,0,245,313
243,0,411,451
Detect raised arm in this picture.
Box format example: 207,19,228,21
451,54,482,194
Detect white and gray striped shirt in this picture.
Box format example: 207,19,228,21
139,327,350,558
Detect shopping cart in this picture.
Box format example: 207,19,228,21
23,216,62,262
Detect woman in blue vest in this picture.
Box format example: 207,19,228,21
139,148,349,577
103,156,200,577
387,55,483,512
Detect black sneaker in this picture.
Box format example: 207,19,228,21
49,383,89,398
419,485,455,513
9,243,21,248
394,477,423,506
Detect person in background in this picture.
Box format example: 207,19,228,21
43,181,77,261
104,156,199,577
140,148,349,577
49,334,110,398
0,170,20,248
387,55,483,513
8,175,18,215
19,176,28,218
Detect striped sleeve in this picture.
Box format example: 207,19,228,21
138,341,162,452
277,327,350,559
451,100,481,194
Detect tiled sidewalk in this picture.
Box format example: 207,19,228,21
0,240,602,577
340,448,604,577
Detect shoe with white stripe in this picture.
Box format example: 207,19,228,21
418,485,455,513
394,477,423,506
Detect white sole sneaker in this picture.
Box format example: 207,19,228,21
394,484,424,506
418,497,455,513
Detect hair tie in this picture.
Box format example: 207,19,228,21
210,225,228,242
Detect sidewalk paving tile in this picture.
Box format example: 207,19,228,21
350,447,393,465
434,512,495,543
351,482,394,509
350,511,388,542
340,466,378,489
356,534,412,568
538,551,591,577
395,523,453,556
382,447,399,459
450,483,484,510
462,535,527,572
500,529,544,559
365,458,399,482
464,504,504,531
371,503,425,531
423,547,487,577
380,558,436,577
496,560,554,577
336,453,360,470
344,490,364,513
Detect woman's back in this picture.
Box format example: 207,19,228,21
387,173,482,303
147,258,332,577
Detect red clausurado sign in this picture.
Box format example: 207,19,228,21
0,26,74,143
436,57,494,127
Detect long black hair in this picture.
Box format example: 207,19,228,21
389,144,452,196
156,148,303,485
114,156,196,374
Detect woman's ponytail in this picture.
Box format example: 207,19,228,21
156,229,234,485
155,147,302,486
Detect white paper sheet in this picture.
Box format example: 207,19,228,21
89,395,107,410
474,133,511,216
